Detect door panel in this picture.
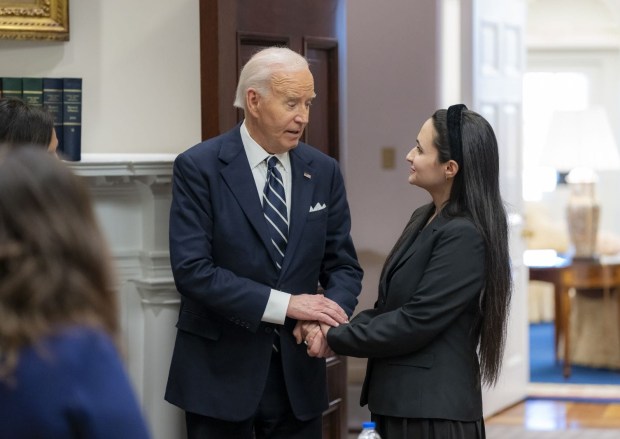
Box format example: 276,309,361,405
305,38,339,158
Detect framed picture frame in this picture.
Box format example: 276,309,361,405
0,0,69,41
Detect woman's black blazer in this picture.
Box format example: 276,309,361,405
327,203,486,421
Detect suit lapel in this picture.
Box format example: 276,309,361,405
219,129,275,264
380,204,434,295
390,212,452,280
279,147,314,276
383,205,433,273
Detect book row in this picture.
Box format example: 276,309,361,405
1,77,82,161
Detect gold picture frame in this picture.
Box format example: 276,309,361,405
0,0,69,41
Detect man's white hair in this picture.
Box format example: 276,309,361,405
233,47,309,112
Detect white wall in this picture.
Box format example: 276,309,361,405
343,1,440,426
0,0,202,155
345,0,440,315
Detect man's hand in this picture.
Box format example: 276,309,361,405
287,294,348,327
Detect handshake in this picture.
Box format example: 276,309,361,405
286,293,348,358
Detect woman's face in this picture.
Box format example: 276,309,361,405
48,128,58,153
406,118,447,191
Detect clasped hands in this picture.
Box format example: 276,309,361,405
287,294,346,358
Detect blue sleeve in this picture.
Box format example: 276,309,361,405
0,329,151,439
66,331,152,439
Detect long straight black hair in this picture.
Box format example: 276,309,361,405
432,108,512,387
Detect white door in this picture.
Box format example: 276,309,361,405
460,0,529,417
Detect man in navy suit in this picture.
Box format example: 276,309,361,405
165,47,363,438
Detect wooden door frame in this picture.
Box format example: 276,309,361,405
304,36,340,160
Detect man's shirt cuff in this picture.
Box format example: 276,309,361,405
261,289,291,325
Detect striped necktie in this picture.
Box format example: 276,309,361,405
263,156,288,270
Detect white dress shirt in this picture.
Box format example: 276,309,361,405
240,120,292,325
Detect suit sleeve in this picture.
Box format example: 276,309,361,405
318,159,363,317
327,220,484,357
169,152,271,331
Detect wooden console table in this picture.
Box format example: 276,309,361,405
527,251,620,378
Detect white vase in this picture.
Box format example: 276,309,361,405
566,181,600,259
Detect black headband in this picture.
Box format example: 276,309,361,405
447,104,467,165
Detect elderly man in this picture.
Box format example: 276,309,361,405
165,47,362,439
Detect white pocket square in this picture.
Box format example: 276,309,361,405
309,202,327,213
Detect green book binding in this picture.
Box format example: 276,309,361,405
22,78,44,107
43,78,64,155
62,78,82,162
1,77,23,100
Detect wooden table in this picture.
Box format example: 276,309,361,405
527,251,620,378
527,252,570,373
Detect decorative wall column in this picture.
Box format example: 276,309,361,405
69,154,185,439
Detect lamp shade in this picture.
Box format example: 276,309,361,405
541,107,620,172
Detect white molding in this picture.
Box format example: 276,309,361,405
134,278,180,306
66,153,177,177
527,37,620,50
112,250,142,284
139,251,174,281
74,156,183,439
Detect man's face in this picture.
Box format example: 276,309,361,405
249,68,315,154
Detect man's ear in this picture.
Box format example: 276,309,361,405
246,89,260,118
445,159,460,180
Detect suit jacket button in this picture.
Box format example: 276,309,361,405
265,327,273,334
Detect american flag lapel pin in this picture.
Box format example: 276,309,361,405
303,172,312,179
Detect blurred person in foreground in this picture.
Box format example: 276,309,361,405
0,146,150,438
318,105,512,439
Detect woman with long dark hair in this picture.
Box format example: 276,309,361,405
318,105,512,438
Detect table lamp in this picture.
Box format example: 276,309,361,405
541,107,620,259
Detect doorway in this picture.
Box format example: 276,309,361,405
523,0,620,396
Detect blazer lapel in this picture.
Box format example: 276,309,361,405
391,212,451,276
380,204,434,295
219,130,275,263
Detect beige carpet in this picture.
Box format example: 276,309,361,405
350,427,620,438
486,425,620,438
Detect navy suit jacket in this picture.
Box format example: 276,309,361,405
165,124,362,421
327,204,486,421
